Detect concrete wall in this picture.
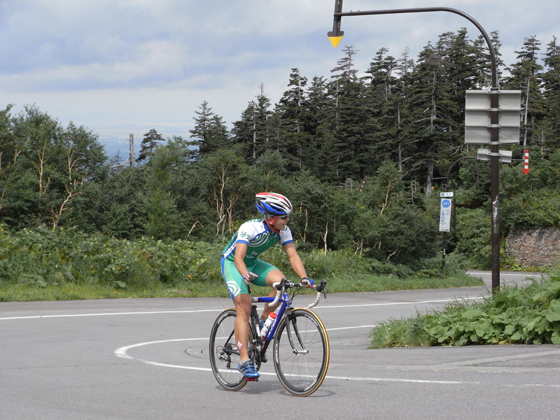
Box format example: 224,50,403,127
506,227,560,267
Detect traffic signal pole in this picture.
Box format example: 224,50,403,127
329,2,502,291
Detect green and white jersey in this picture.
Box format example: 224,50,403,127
222,219,294,265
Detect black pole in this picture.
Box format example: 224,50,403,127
331,5,501,292
328,0,344,38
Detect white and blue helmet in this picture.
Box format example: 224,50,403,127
255,192,293,216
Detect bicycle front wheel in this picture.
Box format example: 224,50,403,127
208,309,247,391
273,308,330,396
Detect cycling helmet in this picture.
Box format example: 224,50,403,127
255,192,293,216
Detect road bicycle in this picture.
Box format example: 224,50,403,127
209,279,329,397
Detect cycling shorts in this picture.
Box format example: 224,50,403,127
221,257,277,299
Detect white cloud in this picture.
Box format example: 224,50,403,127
2,0,560,157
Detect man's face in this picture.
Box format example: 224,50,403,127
267,215,289,230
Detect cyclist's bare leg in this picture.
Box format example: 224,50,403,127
261,268,284,321
233,293,252,361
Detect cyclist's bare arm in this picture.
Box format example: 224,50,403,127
284,243,312,287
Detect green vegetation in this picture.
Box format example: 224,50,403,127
1,30,560,274
1,30,559,306
0,225,482,302
370,273,560,348
0,272,482,302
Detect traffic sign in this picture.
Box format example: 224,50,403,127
439,194,453,232
465,90,522,144
476,148,512,163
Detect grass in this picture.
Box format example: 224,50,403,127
326,271,482,293
0,272,483,302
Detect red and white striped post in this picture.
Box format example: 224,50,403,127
523,149,530,175
359,178,366,193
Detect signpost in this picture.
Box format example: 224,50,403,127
439,192,453,269
439,192,453,233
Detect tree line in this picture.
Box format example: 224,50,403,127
1,29,560,268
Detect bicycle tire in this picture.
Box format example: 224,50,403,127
209,308,251,391
272,308,330,397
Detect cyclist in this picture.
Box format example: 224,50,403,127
221,192,315,379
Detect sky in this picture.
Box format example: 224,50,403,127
1,0,559,159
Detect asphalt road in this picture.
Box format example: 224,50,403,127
1,271,558,420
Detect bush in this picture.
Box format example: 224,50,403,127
370,274,560,347
454,208,492,269
260,245,372,280
0,225,223,290
0,226,479,299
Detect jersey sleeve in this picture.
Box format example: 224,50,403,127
280,226,294,246
236,221,257,244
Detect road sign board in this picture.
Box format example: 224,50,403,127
439,197,453,232
465,90,522,144
476,148,513,163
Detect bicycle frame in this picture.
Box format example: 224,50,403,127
250,294,287,356
250,279,327,360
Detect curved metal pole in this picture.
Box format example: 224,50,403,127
445,156,477,190
336,7,497,88
333,6,501,291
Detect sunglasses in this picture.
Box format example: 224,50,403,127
278,215,290,220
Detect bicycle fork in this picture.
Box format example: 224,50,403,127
285,311,309,355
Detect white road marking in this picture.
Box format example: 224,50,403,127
114,336,474,384
315,297,481,310
0,297,482,321
327,325,377,331
114,333,560,389
0,309,222,321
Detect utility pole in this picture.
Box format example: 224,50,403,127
129,133,134,167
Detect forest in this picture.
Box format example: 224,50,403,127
1,28,560,276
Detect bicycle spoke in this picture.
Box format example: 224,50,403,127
209,309,247,391
273,308,330,396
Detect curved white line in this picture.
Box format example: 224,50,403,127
114,337,467,383
114,334,560,388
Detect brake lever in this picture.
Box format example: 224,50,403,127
318,280,328,302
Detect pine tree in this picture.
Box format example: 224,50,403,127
331,45,359,81
276,68,310,171
401,40,449,189
539,36,560,153
364,47,401,167
231,100,257,160
189,101,230,159
231,85,272,161
330,46,374,181
304,76,338,181
137,129,164,163
254,84,273,157
503,36,545,147
472,30,504,89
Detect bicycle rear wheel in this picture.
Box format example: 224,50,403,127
209,309,248,391
273,308,330,396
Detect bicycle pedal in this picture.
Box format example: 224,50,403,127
245,377,258,382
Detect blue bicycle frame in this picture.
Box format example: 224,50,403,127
250,279,326,357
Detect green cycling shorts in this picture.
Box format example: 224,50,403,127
221,257,277,298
